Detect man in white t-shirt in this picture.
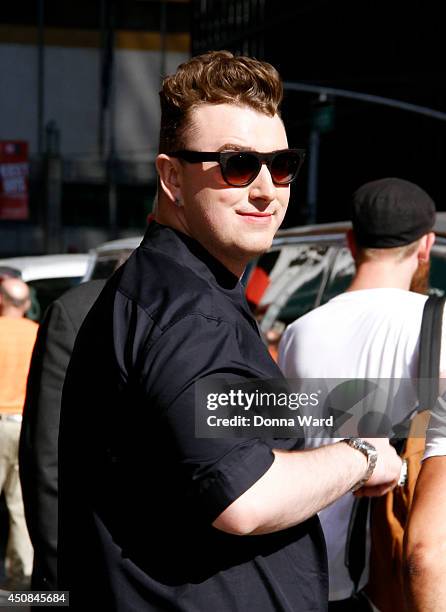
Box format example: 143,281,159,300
279,177,446,611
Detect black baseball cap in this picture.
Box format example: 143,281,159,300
351,178,436,248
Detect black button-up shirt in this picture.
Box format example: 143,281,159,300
58,222,327,611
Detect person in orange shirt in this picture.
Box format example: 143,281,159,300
0,277,38,590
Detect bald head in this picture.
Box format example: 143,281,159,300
0,277,31,317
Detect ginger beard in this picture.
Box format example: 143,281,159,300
410,259,430,294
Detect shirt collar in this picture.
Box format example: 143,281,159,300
141,221,243,293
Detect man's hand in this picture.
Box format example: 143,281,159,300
354,437,402,497
213,437,403,535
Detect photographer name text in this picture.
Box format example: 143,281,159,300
207,414,334,428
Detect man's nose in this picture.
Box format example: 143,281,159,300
248,163,277,203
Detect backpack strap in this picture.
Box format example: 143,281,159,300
417,295,445,410
345,495,370,593
407,294,445,440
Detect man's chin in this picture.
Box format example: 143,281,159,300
239,236,274,259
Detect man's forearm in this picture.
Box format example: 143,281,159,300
404,456,446,611
245,442,368,534
214,441,380,535
214,437,401,535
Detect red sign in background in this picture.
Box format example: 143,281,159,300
0,141,29,220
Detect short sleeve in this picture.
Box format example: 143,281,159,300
139,314,278,521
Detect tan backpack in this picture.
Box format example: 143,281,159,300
365,410,430,612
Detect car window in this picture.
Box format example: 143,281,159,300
27,277,83,321
429,250,446,296
89,257,122,280
320,247,356,305
320,246,446,305
86,250,135,281
258,244,338,333
26,286,41,321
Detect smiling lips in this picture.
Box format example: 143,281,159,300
237,211,273,220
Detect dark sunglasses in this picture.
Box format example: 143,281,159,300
168,148,306,187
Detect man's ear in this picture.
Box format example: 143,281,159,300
418,231,436,262
155,154,182,204
346,229,358,259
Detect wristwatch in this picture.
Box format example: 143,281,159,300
342,438,378,492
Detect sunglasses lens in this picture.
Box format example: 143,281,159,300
271,151,301,184
224,153,260,186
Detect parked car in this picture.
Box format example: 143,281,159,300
82,236,142,282
246,215,446,339
80,214,446,344
0,253,90,321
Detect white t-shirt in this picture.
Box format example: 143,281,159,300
278,288,446,600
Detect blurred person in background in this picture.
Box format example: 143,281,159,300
279,178,440,611
19,208,155,592
0,277,37,590
19,279,106,591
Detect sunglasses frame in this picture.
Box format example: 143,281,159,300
168,148,306,187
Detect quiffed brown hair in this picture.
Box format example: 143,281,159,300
159,50,283,153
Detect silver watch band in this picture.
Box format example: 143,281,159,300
342,438,378,492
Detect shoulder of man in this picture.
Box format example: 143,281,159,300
283,297,338,337
118,248,243,331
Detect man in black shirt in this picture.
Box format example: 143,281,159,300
58,51,402,611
